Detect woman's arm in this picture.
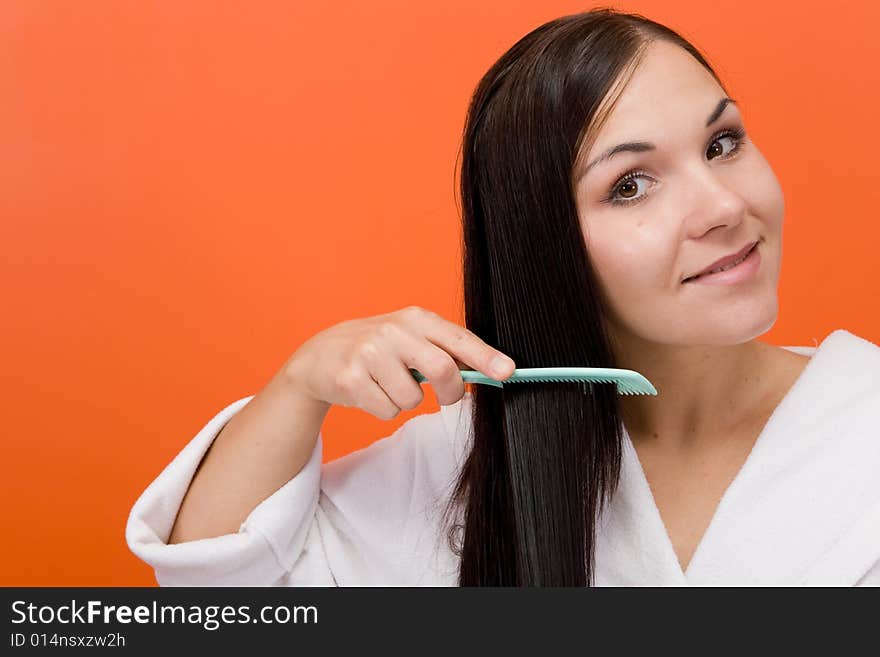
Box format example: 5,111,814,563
168,364,330,544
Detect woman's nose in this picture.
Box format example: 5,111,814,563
681,163,748,237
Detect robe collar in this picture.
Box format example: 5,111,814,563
595,329,880,586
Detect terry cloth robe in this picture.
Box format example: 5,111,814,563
126,329,880,586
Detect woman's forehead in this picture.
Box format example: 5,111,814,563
596,41,724,132
579,46,728,163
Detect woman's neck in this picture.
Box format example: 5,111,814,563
614,337,799,450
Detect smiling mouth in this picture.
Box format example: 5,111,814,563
683,241,759,283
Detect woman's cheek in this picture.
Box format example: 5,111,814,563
740,152,785,231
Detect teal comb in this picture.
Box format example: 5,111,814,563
409,367,657,396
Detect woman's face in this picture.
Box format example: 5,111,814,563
572,40,784,348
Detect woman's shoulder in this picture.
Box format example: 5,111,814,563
770,327,880,499
771,329,880,583
781,329,880,417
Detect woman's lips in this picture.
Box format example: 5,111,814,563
683,241,761,286
685,240,759,281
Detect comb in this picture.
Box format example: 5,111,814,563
409,367,657,396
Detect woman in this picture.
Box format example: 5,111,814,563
126,8,880,586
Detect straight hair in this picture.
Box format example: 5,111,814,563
440,6,729,586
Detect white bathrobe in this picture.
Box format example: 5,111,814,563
125,329,880,586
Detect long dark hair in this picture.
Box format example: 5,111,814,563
440,7,729,586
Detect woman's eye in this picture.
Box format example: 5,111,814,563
604,173,653,206
707,133,740,159
601,126,747,207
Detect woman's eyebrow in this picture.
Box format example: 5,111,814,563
576,97,738,182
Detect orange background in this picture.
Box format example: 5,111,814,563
2,0,878,586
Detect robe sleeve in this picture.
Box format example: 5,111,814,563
125,394,466,586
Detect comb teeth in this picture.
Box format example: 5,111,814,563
506,377,614,383
408,367,657,396
506,376,637,394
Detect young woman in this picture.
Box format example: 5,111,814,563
126,8,880,586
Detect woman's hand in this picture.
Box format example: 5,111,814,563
283,305,516,418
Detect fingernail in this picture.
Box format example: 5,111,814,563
492,355,514,378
